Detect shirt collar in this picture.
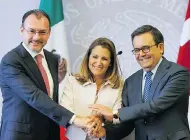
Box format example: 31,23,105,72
143,57,163,78
82,79,114,87
22,42,45,58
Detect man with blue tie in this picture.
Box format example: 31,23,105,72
90,25,190,140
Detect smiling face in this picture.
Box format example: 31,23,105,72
20,14,50,53
133,32,164,71
88,45,111,79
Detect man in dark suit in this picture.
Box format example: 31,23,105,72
0,9,101,140
90,25,190,140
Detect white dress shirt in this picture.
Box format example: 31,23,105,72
59,75,122,140
22,43,54,98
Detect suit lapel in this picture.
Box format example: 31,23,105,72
150,57,170,99
134,70,144,104
16,44,48,94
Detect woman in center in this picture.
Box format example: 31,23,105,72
59,37,123,140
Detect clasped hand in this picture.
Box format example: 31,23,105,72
73,114,106,138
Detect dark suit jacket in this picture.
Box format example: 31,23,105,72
0,43,74,140
115,58,189,140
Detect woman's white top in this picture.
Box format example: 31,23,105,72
59,75,122,140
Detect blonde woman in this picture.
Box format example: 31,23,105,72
59,37,123,140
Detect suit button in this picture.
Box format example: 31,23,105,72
53,116,61,121
144,121,147,124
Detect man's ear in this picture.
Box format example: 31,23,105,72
158,43,164,55
20,26,24,34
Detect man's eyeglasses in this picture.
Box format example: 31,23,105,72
132,44,157,55
23,26,49,36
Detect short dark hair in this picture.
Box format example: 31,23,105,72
131,25,164,45
22,9,51,28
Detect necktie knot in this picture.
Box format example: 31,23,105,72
145,71,153,78
35,54,43,64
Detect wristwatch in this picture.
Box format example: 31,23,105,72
113,112,119,119
112,110,120,124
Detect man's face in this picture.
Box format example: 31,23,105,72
20,14,50,53
133,32,164,71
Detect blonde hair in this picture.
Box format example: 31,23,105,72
74,37,122,89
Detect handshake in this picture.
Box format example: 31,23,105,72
73,114,106,138
72,104,114,138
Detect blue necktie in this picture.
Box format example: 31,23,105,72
143,71,153,102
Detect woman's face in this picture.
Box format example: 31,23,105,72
88,45,111,79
